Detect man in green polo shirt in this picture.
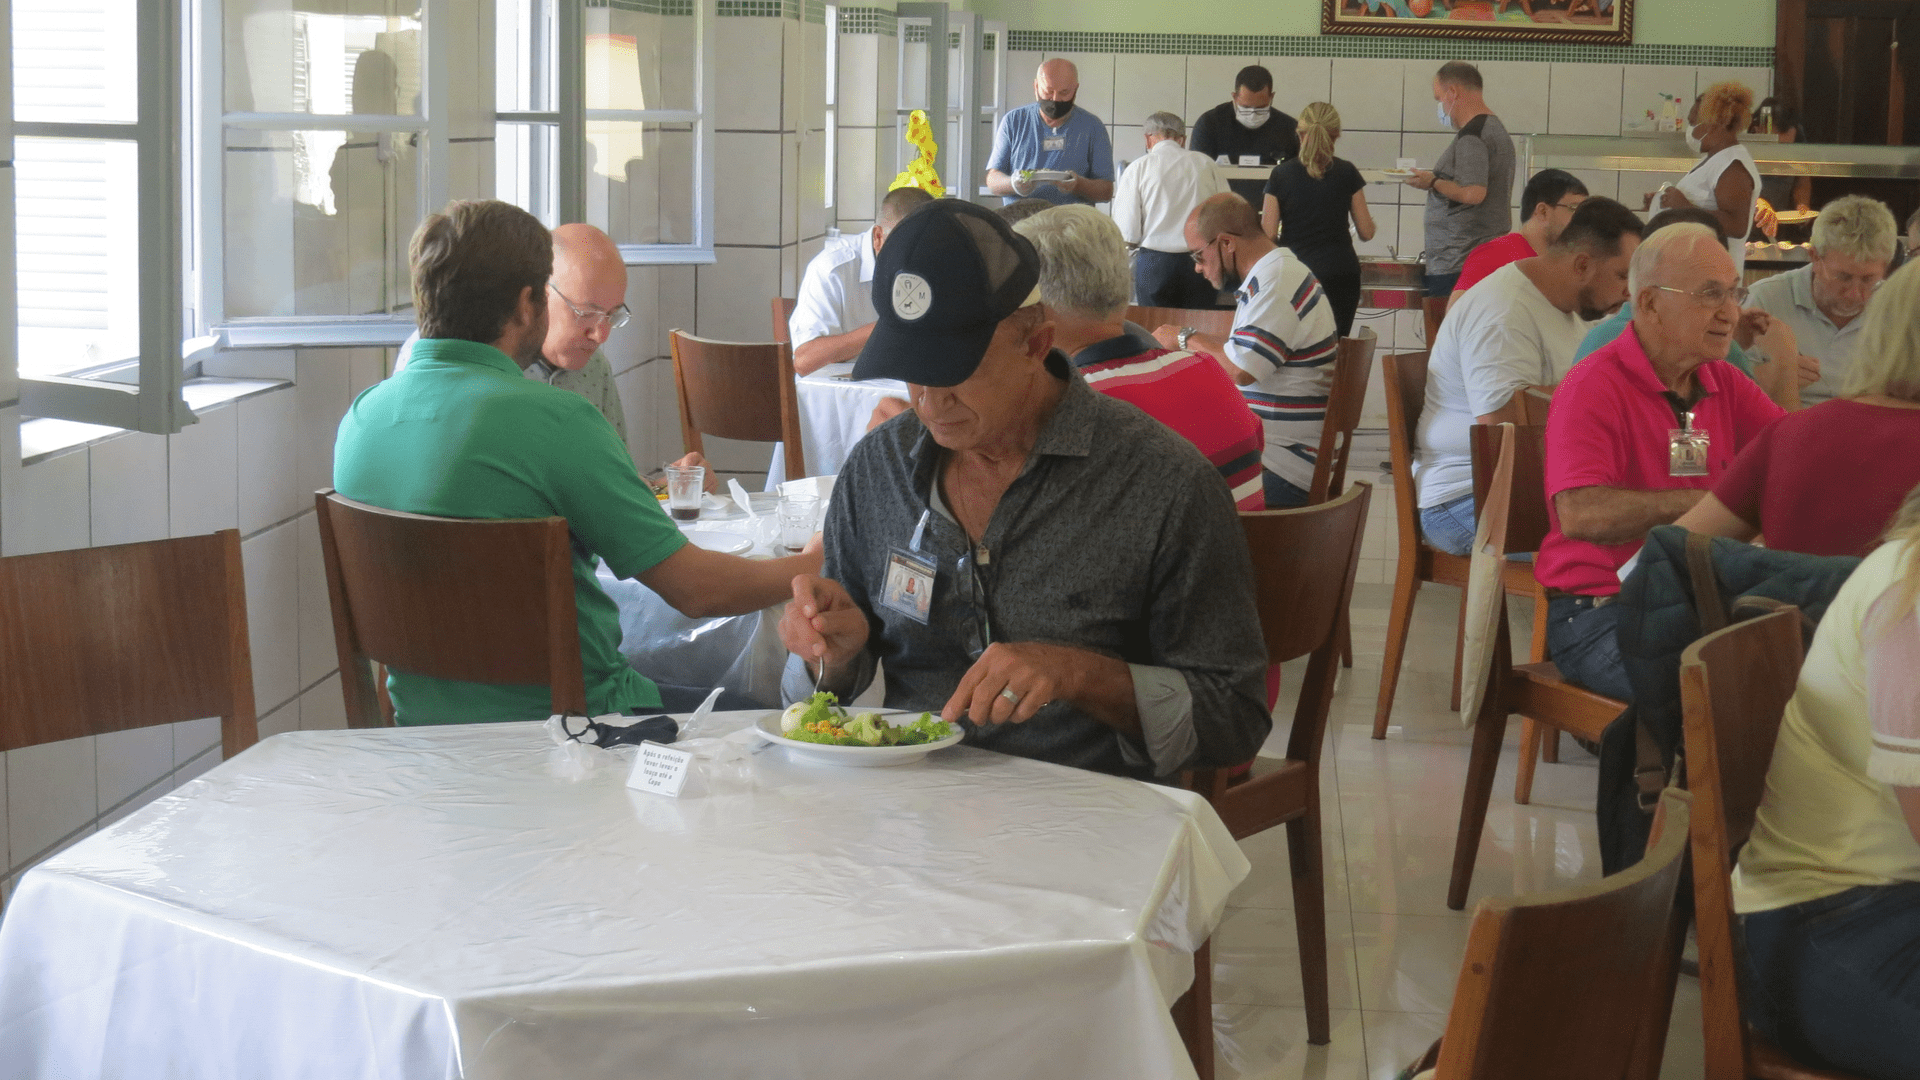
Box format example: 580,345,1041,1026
335,199,821,724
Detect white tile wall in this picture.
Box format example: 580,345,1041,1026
1183,55,1260,121
296,511,336,689
3,445,89,555
301,674,348,731
295,351,349,499
1547,63,1626,136
89,432,169,548
1476,61,1551,136
716,131,787,246
1400,60,1449,134
243,518,301,717
1267,57,1332,122
168,405,239,538
238,388,302,535
1111,53,1185,129
96,725,174,813
715,17,786,131
7,736,96,867
1330,59,1404,133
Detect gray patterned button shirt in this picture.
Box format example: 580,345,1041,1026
781,357,1271,779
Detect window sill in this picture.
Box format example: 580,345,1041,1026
20,377,289,466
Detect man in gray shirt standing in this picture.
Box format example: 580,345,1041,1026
777,199,1271,780
1406,61,1514,298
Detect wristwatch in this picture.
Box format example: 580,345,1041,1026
1176,326,1197,350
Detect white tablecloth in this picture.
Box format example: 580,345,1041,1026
765,362,908,490
0,718,1249,1080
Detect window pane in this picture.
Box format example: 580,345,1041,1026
497,0,555,113
14,0,137,124
587,120,693,245
586,2,696,114
224,0,422,116
496,121,559,228
223,128,420,318
16,138,140,378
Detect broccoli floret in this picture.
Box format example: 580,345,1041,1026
843,712,886,747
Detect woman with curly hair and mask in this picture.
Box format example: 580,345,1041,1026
1645,81,1759,275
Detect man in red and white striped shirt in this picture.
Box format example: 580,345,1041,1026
1013,204,1265,510
1156,193,1339,508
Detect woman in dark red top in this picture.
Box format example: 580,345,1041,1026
1675,262,1920,556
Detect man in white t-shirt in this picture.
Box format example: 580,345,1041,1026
1414,198,1644,554
788,186,934,375
1154,193,1337,508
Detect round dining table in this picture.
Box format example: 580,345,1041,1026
764,361,908,490
0,715,1249,1080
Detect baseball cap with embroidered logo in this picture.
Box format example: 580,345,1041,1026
852,198,1042,388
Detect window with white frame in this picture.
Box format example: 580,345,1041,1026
495,0,714,264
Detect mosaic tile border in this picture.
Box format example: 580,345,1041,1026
597,0,695,14
838,6,897,36
1002,30,1772,68
900,25,991,49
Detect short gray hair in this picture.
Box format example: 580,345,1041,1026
1811,195,1898,266
1629,222,1721,299
1011,204,1131,320
1144,112,1185,139
1841,261,1920,402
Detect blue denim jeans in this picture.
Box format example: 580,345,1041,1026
1419,493,1477,557
1263,470,1310,509
1742,882,1920,1080
1544,595,1634,702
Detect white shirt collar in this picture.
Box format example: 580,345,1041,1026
858,226,878,285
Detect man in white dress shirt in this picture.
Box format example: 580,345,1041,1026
1111,111,1230,308
788,186,934,375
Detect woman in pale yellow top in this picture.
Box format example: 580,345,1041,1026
1734,466,1920,1076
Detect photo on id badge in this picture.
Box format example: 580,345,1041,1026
1669,426,1709,477
882,550,935,624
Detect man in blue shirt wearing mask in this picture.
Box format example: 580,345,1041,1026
985,58,1114,207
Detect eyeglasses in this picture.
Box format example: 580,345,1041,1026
1187,235,1221,266
1651,283,1749,309
1551,200,1584,212
548,283,632,330
953,548,993,662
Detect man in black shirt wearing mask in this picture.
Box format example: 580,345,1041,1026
1190,65,1300,211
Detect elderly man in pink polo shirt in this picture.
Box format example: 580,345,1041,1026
1536,222,1786,700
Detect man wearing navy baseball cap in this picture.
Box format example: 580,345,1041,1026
775,198,1271,779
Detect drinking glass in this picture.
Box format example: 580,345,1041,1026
777,494,820,554
665,464,705,522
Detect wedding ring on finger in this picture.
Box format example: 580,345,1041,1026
999,687,1022,707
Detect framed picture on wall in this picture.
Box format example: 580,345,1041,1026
1321,0,1634,45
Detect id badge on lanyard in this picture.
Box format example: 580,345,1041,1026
1669,409,1710,478
880,509,937,624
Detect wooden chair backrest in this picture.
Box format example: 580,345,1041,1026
1486,383,1555,427
771,297,797,344
314,491,588,725
1125,305,1235,340
0,531,257,758
1240,482,1371,764
1381,351,1430,561
670,329,808,483
1434,788,1694,1080
1679,610,1807,1080
1423,294,1448,353
1470,423,1552,557
1308,327,1379,504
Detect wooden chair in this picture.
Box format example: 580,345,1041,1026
1307,327,1378,506
1423,294,1448,356
1447,424,1627,910
1428,787,1694,1080
1680,611,1871,1080
1173,482,1372,1072
314,491,588,727
0,531,257,760
1373,353,1546,740
771,297,796,344
669,329,808,484
1124,305,1234,341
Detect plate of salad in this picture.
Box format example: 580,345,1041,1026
754,693,963,767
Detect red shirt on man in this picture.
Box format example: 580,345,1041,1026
1454,232,1538,296
1711,399,1920,557
1070,337,1266,510
1536,323,1785,596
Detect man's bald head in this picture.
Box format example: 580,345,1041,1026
544,223,629,371
1190,193,1261,243
1037,58,1077,87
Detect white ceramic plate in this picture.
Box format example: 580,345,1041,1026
681,528,754,554
752,710,964,767
1773,209,1818,225
1379,168,1417,179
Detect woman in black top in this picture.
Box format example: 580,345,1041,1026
1260,102,1375,336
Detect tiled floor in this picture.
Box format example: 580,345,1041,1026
1212,466,1705,1079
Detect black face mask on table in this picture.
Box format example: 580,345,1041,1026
1039,96,1075,121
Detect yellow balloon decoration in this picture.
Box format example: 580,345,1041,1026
888,109,945,199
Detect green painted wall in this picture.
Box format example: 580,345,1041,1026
956,0,1776,48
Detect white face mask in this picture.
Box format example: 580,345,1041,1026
1684,124,1705,155
1235,105,1271,129
1436,99,1454,128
